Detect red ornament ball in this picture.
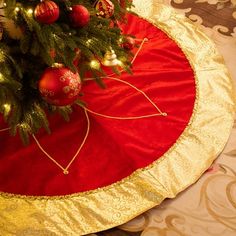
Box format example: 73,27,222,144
39,66,82,106
122,36,136,50
95,0,114,18
34,0,59,24
69,5,90,28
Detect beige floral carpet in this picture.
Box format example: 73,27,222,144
89,1,236,235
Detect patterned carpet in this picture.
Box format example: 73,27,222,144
89,1,236,235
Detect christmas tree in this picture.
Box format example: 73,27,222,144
0,0,134,144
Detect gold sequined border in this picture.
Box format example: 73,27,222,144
0,1,235,235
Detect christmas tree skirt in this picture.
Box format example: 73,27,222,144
0,2,235,235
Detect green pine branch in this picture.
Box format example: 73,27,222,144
0,0,135,143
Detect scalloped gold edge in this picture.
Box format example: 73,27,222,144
0,2,235,235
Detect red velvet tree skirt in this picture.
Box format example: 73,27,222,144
0,4,234,235
0,14,195,195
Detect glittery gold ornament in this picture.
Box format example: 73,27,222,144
102,48,119,66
